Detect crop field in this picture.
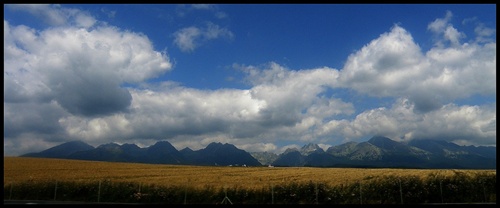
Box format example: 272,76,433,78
4,157,496,204
4,156,493,190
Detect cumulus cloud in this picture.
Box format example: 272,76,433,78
40,62,354,154
4,8,495,156
244,63,350,127
339,23,495,113
6,4,97,28
57,63,344,133
339,25,426,96
235,142,278,153
4,101,68,139
462,16,496,44
173,22,233,52
317,98,496,146
4,5,172,155
172,27,201,52
100,8,116,19
4,20,172,117
428,10,453,33
472,23,496,44
427,11,466,47
58,86,264,141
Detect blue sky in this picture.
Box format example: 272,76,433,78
3,4,496,156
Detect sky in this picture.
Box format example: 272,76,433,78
3,4,496,156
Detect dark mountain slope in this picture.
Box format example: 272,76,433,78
21,140,94,158
19,136,495,169
182,142,262,166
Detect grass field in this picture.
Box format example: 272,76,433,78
4,156,496,190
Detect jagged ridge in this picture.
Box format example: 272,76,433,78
20,136,496,169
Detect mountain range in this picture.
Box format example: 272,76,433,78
20,136,496,169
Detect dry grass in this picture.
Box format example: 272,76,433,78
4,156,495,190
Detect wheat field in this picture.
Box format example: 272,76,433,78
4,156,496,190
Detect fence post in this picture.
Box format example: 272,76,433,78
315,182,319,204
184,185,187,204
97,180,101,203
54,180,58,200
271,184,274,204
482,179,487,202
9,182,13,200
399,179,403,204
359,181,362,204
439,180,443,203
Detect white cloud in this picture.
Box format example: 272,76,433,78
236,142,278,153
58,114,133,143
339,23,495,113
173,22,233,52
245,63,346,127
444,25,465,46
427,11,467,48
415,103,496,145
71,9,97,28
59,86,267,140
4,8,495,156
4,5,173,155
462,16,496,44
100,8,116,19
189,17,496,150
428,10,453,33
7,4,67,25
315,98,496,146
45,62,354,154
191,4,213,10
189,4,227,19
4,101,68,138
173,26,201,52
215,12,228,19
4,20,172,117
339,25,428,96
306,98,355,120
474,24,495,37
6,4,96,28
279,144,301,153
204,22,233,40
474,23,496,43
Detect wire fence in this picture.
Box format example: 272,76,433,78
4,172,496,204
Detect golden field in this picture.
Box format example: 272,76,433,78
4,156,496,190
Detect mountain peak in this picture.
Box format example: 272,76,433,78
21,140,94,158
193,142,261,166
204,142,236,152
250,151,279,166
180,147,193,152
368,136,401,150
300,143,324,156
302,143,319,149
148,141,178,152
98,142,120,147
283,147,300,155
18,136,496,169
368,136,393,142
